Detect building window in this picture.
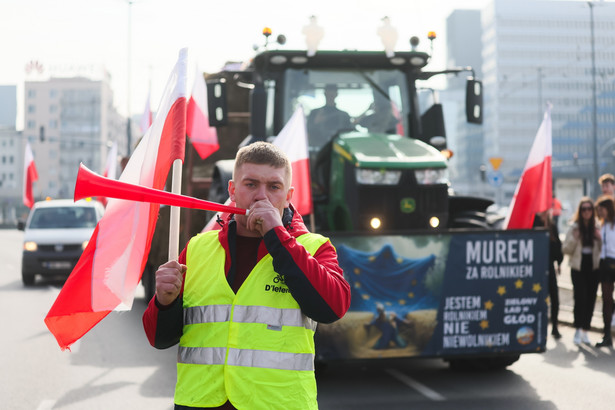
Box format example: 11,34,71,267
50,89,58,98
49,119,58,129
50,105,58,114
27,120,36,129
27,89,36,98
28,105,36,113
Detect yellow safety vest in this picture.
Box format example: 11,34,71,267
175,229,329,409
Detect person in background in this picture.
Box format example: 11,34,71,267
597,174,615,329
552,194,562,227
562,197,601,345
595,196,615,347
354,95,399,134
307,84,353,148
143,142,351,409
599,173,615,197
534,209,564,339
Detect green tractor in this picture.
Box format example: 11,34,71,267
205,48,489,233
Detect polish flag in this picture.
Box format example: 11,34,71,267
187,66,219,159
45,49,188,350
139,90,153,135
23,142,38,208
272,107,312,216
504,105,552,229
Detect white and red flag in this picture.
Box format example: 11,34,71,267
45,49,188,350
186,65,219,159
272,107,313,216
139,90,153,135
23,142,38,208
504,105,552,229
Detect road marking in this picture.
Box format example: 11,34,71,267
385,368,446,401
36,400,56,410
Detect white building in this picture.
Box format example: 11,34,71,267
23,75,126,200
0,127,23,224
446,0,615,206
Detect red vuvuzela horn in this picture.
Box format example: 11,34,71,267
74,163,247,215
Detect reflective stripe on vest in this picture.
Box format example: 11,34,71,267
179,346,314,371
184,304,317,331
175,230,329,409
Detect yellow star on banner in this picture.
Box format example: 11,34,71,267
480,320,489,329
361,294,370,300
497,286,506,296
354,282,361,288
515,279,523,289
397,257,403,264
411,279,417,286
354,267,361,275
484,300,494,310
408,292,415,298
532,283,542,293
399,299,406,305
369,256,376,262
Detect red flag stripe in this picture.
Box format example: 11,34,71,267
23,143,38,208
186,97,219,159
504,157,552,229
291,158,312,216
186,66,219,160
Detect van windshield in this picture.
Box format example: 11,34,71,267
29,207,98,229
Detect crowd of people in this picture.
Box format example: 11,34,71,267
553,173,615,347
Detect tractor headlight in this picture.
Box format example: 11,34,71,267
369,217,382,230
414,168,449,185
24,241,38,252
355,169,401,185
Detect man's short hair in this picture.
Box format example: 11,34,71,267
234,141,292,184
599,173,615,185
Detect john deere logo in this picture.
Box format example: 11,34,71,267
400,198,416,213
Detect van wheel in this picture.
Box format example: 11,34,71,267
22,270,35,286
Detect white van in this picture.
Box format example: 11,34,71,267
19,199,104,285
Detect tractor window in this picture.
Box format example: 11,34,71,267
284,68,410,156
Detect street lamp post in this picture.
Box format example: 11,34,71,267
589,1,599,197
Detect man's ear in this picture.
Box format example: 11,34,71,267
228,180,236,202
286,186,295,206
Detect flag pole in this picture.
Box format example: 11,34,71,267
169,159,182,261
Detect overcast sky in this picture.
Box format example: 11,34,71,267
1,0,493,126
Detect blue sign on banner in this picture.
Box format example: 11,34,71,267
316,230,549,360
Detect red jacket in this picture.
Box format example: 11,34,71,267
142,206,351,348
